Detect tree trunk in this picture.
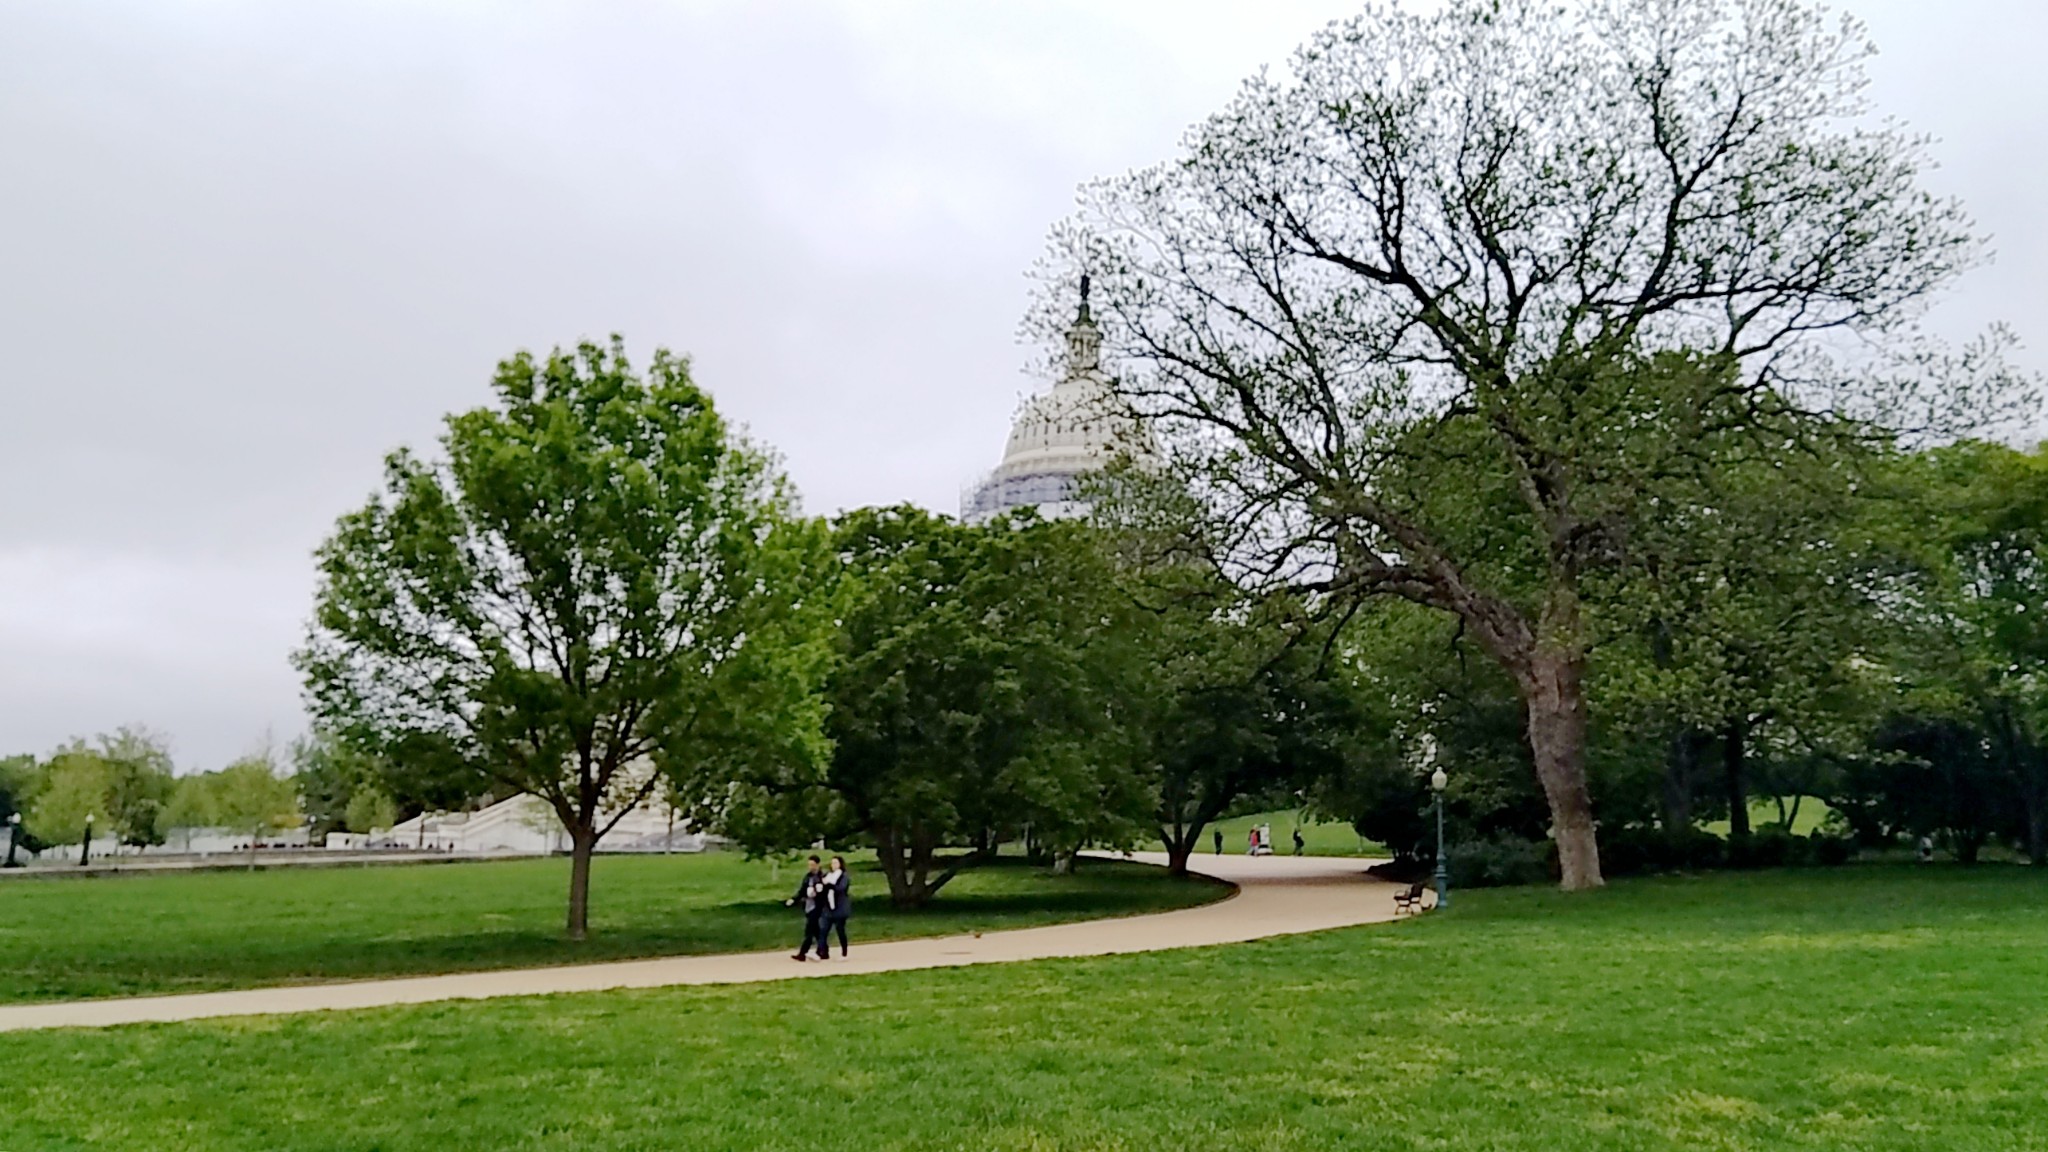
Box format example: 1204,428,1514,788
1663,728,1705,832
1723,719,1751,839
1995,711,2046,866
1161,820,1203,877
1953,829,1985,865
874,825,937,908
878,846,913,906
1522,648,1602,890
1164,838,1194,878
565,826,595,941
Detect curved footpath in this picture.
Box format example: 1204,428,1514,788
0,852,1398,1033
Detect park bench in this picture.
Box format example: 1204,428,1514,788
1394,881,1429,915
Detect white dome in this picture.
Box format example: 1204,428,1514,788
964,298,1154,523
994,371,1147,482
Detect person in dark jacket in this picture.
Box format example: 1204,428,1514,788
822,855,852,957
1213,828,1224,855
785,855,828,961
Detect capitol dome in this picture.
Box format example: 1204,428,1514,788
963,282,1153,523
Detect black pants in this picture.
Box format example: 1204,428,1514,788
800,912,829,958
827,916,849,956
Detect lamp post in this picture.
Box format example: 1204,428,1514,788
79,812,94,867
1430,762,1450,911
4,812,20,868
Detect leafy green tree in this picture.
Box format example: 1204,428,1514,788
1087,463,1399,876
22,729,175,849
1855,716,2009,863
1862,441,2048,862
101,727,175,848
26,746,105,846
1591,430,1895,838
1315,601,1545,861
1045,0,2012,889
343,787,399,835
209,753,303,865
1939,442,2048,864
0,753,39,835
1120,576,1383,875
105,757,172,849
160,774,219,850
300,338,832,938
291,729,387,838
727,507,1141,907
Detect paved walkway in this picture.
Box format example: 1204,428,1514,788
0,852,1399,1033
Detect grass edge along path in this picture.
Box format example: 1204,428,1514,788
0,855,1384,1031
0,852,1229,1005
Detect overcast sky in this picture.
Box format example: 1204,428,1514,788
2,0,2042,770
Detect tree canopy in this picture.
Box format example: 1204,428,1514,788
299,338,832,938
1043,0,2022,888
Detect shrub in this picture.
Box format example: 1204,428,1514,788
1809,831,1856,866
1447,834,1552,888
1595,825,1661,877
1598,825,1725,876
1727,826,1800,869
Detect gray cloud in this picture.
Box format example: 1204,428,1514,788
0,0,2039,768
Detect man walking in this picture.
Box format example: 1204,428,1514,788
785,855,829,961
1293,826,1306,856
1213,828,1224,856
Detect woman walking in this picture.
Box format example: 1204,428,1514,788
822,855,852,958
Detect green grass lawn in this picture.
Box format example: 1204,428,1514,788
1703,796,1841,837
0,853,1222,1004
8,865,2044,1151
1152,807,1387,857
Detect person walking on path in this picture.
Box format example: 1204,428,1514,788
823,855,852,958
1213,828,1224,856
1293,827,1305,856
785,855,829,961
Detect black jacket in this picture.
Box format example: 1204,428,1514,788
791,870,825,915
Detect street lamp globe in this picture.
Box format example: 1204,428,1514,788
1431,766,1448,793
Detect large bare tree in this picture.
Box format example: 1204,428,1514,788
1046,0,2006,888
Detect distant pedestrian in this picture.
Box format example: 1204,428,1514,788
1213,828,1224,856
823,854,852,958
785,854,829,961
1293,827,1305,856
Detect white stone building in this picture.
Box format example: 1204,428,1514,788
963,280,1152,522
362,791,705,855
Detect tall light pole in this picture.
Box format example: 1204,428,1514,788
79,812,94,867
1430,761,1450,911
4,812,21,868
